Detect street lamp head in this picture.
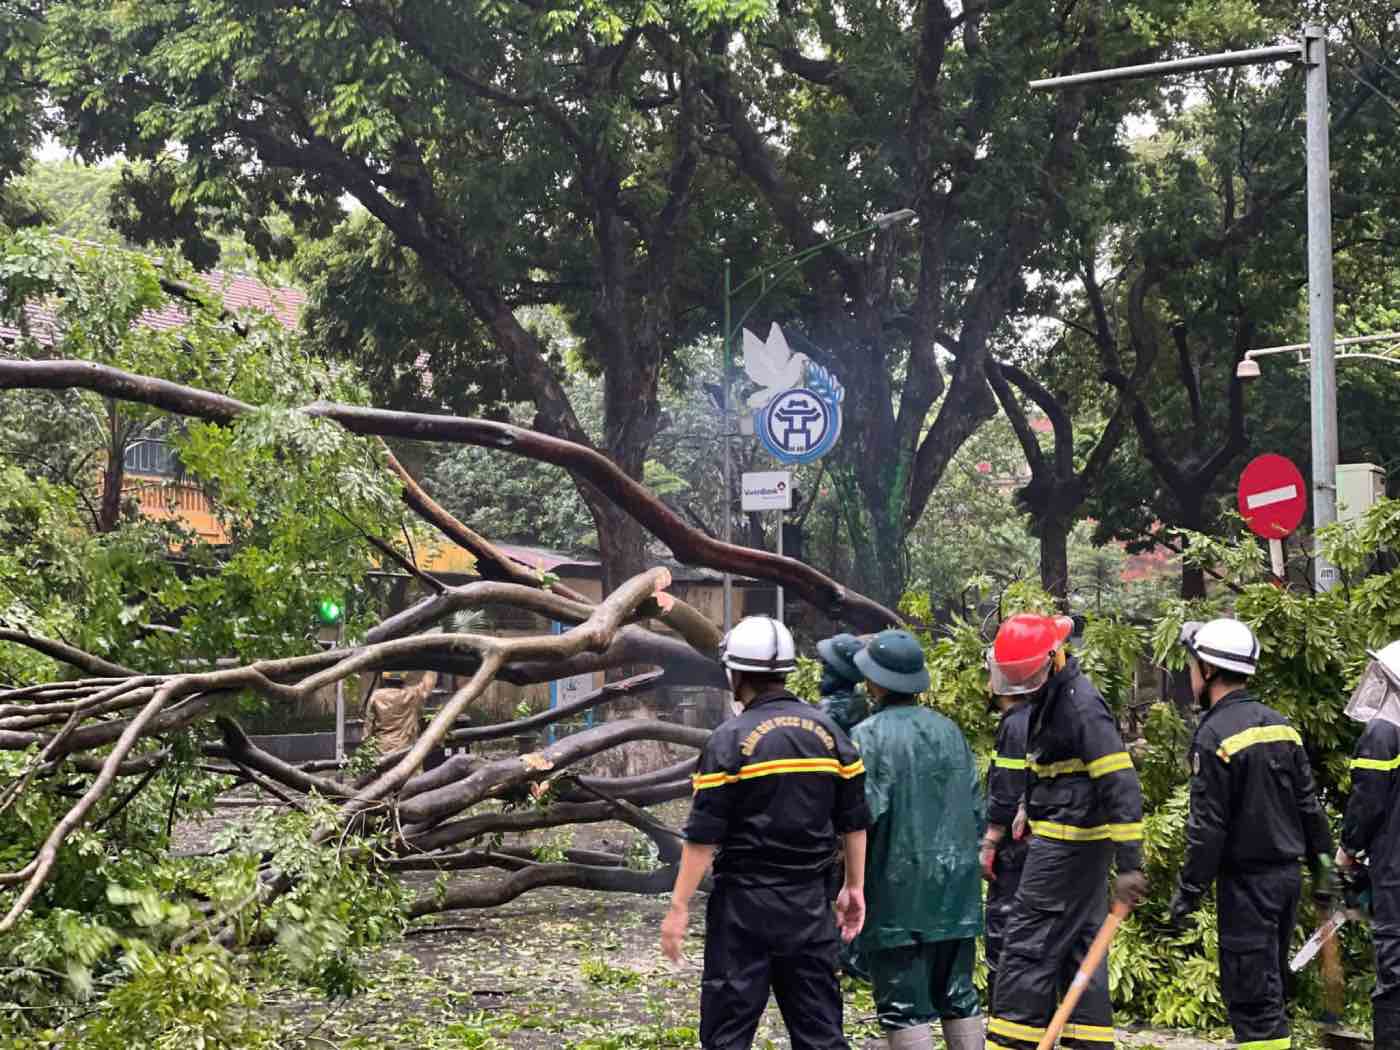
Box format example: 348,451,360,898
1235,358,1262,381
873,208,917,229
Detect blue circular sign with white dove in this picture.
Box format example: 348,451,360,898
742,323,844,464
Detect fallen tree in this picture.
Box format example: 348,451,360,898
0,358,897,1002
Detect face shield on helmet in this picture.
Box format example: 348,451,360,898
987,648,1051,695
987,614,1074,696
1346,641,1400,726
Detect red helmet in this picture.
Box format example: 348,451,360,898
988,613,1074,695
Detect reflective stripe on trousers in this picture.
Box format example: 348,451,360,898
989,837,1115,1050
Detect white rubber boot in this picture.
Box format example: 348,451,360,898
940,1016,986,1050
887,1024,935,1050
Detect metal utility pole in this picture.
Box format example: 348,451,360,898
1030,26,1339,591
1303,25,1339,590
775,511,784,623
334,620,346,763
722,258,734,634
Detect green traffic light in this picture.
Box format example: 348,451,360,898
317,598,343,625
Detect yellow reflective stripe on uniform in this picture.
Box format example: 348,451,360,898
1109,822,1144,842
1238,1039,1290,1050
691,772,730,791
1352,754,1400,772
1030,820,1143,842
1031,821,1111,841
989,1018,1046,1041
1063,1023,1116,1043
1030,758,1088,777
994,755,1027,770
1217,724,1302,761
1087,751,1134,778
692,756,863,791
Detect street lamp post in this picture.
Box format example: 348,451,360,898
719,209,917,632
1031,26,1340,591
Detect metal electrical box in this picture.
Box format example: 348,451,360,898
1336,463,1387,524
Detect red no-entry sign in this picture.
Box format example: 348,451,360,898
1238,454,1308,539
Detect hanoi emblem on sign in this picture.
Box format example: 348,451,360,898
741,323,844,465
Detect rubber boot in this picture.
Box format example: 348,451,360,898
941,1016,986,1050
1374,1007,1400,1050
887,1024,935,1050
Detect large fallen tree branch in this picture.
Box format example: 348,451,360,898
0,568,706,930
0,359,900,629
408,858,682,915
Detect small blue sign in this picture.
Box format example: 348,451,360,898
743,324,844,465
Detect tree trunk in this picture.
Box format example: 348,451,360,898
832,461,908,612
1176,496,1208,600
97,403,124,533
1040,516,1071,607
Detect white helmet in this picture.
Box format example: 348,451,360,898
720,616,797,677
1346,640,1400,726
1180,618,1259,677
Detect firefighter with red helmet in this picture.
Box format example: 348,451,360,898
987,613,1147,1050
980,657,1032,1007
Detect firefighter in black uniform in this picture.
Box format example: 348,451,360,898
988,613,1147,1050
1338,640,1400,1050
660,615,872,1050
980,670,1032,1008
1168,618,1334,1050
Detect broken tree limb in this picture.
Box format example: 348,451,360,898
408,860,681,915
366,581,600,645
561,755,698,798
0,359,900,629
210,718,354,800
0,627,138,678
382,445,594,605
396,718,708,826
445,669,664,745
385,846,627,872
401,782,692,852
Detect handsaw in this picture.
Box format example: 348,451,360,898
1291,909,1351,973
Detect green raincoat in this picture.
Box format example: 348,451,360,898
852,702,984,948
819,680,869,735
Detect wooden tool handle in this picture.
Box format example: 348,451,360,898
1320,926,1345,1021
1035,900,1131,1050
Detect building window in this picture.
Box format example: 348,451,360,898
124,438,181,478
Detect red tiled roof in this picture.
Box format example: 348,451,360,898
0,269,304,346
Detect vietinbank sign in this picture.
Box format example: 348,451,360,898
740,471,793,511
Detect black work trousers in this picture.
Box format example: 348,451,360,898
1372,878,1400,1049
700,879,848,1050
984,849,1025,1009
990,837,1114,1050
1217,865,1300,1050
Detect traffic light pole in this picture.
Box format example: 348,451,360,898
1030,27,1338,590
334,620,346,763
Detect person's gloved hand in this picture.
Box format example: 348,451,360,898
1165,890,1198,933
1113,869,1148,908
980,841,999,882
1312,852,1340,906
1011,803,1028,841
